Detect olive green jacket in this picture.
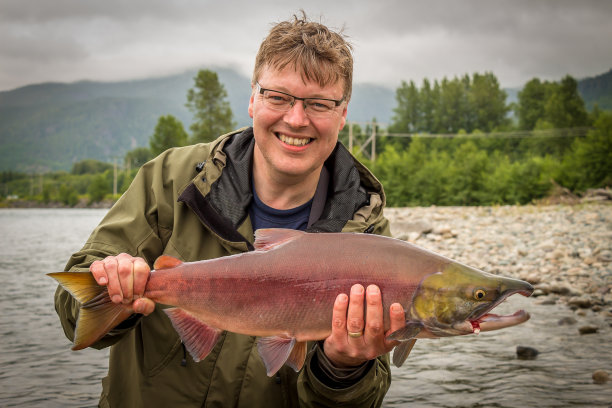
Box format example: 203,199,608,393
54,128,392,408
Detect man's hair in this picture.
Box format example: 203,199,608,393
253,11,353,101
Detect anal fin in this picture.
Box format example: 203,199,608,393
164,308,222,362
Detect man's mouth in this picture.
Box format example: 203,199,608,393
277,133,312,147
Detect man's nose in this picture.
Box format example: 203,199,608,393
283,101,310,128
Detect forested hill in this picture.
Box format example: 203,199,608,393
0,67,396,172
1,66,610,172
578,68,612,111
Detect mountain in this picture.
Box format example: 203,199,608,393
2,67,609,172
577,68,612,111
0,68,395,172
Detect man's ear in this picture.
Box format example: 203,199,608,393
248,84,256,119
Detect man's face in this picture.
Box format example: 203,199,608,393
248,65,348,182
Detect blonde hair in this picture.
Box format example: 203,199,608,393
253,12,353,101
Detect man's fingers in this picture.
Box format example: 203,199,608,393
90,260,108,285
331,293,349,339
364,285,384,343
346,284,365,340
132,258,150,299
133,297,155,316
102,256,123,303
385,303,406,348
116,255,134,303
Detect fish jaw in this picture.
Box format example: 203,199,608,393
453,310,531,335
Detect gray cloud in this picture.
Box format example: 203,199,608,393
0,0,611,91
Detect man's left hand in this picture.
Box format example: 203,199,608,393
323,284,406,368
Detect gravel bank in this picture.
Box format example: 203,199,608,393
385,203,612,318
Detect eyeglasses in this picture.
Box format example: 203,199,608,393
255,82,344,118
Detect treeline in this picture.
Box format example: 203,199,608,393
351,73,609,207
0,160,135,207
0,69,236,206
2,70,610,208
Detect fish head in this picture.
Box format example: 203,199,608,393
411,263,534,337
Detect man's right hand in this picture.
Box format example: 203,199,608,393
90,253,155,315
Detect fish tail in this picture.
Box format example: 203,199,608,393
48,272,133,350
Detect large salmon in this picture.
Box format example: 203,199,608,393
49,228,533,376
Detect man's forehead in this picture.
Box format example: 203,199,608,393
259,65,345,96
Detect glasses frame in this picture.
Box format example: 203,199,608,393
255,82,345,115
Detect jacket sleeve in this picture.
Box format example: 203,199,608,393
297,346,392,408
54,156,174,349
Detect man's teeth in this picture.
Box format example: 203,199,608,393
278,134,311,146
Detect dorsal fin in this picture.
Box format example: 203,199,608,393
253,228,304,251
154,255,183,270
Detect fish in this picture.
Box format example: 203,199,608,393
49,228,534,376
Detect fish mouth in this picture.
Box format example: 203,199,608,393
462,284,534,334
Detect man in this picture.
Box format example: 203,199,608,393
55,13,406,407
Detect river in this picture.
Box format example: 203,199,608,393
0,209,610,407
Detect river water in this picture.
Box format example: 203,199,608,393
0,209,610,407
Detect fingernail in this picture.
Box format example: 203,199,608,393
112,295,122,303
391,304,402,313
368,285,379,294
338,294,348,303
352,285,363,294
98,277,107,285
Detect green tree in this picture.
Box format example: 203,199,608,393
516,78,548,130
390,80,420,133
88,173,110,203
149,115,188,156
469,72,509,132
71,159,113,175
544,75,588,129
186,69,236,143
124,147,153,169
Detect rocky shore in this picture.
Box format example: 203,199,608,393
385,203,612,320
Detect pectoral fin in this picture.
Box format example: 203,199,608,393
257,336,305,376
386,321,423,342
392,339,417,367
164,308,222,362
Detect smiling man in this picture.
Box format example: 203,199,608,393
54,12,404,408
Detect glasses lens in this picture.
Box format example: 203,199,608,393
260,88,339,117
262,90,293,110
305,99,336,116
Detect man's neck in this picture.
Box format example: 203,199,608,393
252,162,322,211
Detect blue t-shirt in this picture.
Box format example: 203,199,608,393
249,187,312,232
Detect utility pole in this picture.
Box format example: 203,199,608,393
371,124,376,163
113,158,117,196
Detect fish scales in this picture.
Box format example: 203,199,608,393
48,228,534,377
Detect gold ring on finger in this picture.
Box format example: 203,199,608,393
348,331,363,338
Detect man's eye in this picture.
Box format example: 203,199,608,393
308,100,333,112
265,92,291,104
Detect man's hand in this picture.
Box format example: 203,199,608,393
323,284,406,368
90,253,155,315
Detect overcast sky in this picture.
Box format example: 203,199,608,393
1,0,611,92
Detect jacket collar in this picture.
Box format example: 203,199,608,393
178,127,385,245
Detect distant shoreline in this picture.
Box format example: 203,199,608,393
0,199,115,209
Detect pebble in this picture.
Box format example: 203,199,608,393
578,325,599,335
516,346,539,360
592,369,609,384
385,204,612,317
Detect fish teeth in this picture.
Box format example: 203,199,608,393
279,134,310,147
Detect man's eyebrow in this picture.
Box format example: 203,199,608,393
265,84,338,100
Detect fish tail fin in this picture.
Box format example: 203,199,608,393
48,272,133,350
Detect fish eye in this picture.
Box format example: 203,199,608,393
474,289,486,300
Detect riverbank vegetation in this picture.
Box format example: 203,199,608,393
1,71,610,208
